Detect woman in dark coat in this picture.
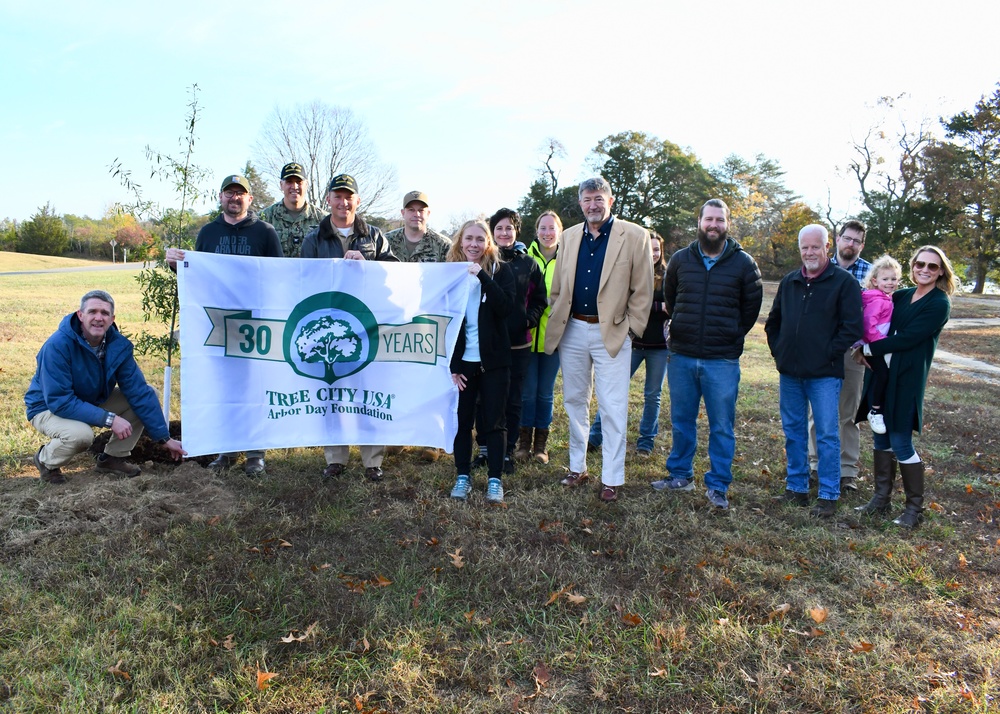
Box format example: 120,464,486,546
855,245,956,528
447,219,515,504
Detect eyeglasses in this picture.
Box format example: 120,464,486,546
839,236,864,246
222,189,248,198
913,260,941,271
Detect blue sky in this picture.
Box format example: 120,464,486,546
2,0,998,230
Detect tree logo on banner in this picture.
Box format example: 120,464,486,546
284,292,379,384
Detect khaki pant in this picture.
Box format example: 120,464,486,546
32,388,146,467
808,350,866,478
324,445,384,468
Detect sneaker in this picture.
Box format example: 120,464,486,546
779,489,810,506
96,454,141,478
485,477,505,503
840,476,858,492
450,475,471,500
470,453,488,471
322,463,346,480
868,411,886,434
503,455,515,475
244,457,265,477
810,498,838,518
208,454,235,471
650,477,694,492
705,488,729,510
365,466,383,482
34,447,66,484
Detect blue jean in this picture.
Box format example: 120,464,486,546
589,347,668,452
521,350,561,429
872,403,917,461
664,352,740,494
780,375,842,500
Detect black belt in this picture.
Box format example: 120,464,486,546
572,313,599,324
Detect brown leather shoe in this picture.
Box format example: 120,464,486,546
34,448,66,484
560,471,589,487
365,466,384,482
599,485,619,502
96,454,141,478
322,463,346,479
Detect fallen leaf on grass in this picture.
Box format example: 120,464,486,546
207,515,221,526
373,575,392,587
222,634,235,650
544,583,574,606
107,660,131,681
448,549,465,568
566,593,587,605
464,609,475,622
426,537,440,547
649,668,668,678
809,607,828,624
768,603,791,621
621,613,643,627
256,669,278,690
851,641,874,653
716,618,729,626
412,587,424,609
533,661,551,687
279,621,318,643
310,563,331,572
928,502,944,512
809,627,826,637
957,553,968,569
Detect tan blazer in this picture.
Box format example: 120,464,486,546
545,217,653,358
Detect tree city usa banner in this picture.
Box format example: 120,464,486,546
176,254,471,457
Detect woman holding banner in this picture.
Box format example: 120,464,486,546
447,220,515,504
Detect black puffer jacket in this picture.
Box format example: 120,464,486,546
499,243,546,348
664,238,763,359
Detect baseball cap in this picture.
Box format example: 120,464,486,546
280,162,306,180
403,190,430,208
327,174,359,194
220,175,251,193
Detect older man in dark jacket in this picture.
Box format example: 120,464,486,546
651,199,762,510
765,224,863,518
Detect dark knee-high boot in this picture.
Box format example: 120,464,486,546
893,461,925,528
855,449,896,515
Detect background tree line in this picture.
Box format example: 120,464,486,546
5,84,999,289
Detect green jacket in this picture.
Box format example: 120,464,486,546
527,241,557,353
866,286,951,433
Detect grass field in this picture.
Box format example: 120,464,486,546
0,250,114,272
1,264,998,713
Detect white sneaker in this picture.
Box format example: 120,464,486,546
868,410,886,434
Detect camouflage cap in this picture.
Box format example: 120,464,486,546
403,190,430,208
327,174,359,195
280,162,307,181
221,174,251,193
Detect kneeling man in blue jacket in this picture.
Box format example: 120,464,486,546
25,290,187,484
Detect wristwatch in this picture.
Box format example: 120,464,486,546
104,412,116,427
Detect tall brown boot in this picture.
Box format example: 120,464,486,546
532,428,550,464
855,449,896,515
514,427,533,461
893,461,925,528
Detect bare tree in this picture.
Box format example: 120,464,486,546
252,101,397,216
540,137,567,199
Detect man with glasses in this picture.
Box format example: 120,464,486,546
165,174,283,477
807,220,871,492
260,162,328,258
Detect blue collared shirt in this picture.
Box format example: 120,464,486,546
571,217,613,315
834,255,871,287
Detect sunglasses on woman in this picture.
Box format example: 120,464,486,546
913,260,940,271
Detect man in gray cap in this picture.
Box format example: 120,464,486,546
301,174,396,481
165,173,282,477
260,162,328,258
385,191,451,264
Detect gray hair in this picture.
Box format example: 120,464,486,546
798,224,829,246
80,290,115,313
578,177,613,199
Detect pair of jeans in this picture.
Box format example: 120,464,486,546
589,347,668,453
871,403,917,461
780,375,842,500
521,350,561,429
664,352,741,494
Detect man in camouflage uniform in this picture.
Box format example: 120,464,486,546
260,162,328,258
385,191,452,462
384,191,451,263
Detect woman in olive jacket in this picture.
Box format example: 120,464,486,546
855,245,956,528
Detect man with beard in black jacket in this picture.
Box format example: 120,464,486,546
166,173,282,477
651,199,762,510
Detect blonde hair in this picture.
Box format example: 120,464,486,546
448,219,501,273
910,245,957,296
534,210,563,233
865,255,902,290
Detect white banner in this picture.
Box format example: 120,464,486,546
177,253,471,457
